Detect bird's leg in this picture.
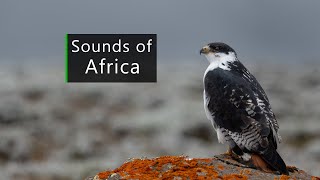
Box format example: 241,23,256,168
231,145,244,156
225,145,250,163
224,146,241,160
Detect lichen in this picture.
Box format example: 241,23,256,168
96,155,319,180
98,156,222,180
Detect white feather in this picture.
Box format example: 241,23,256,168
204,52,237,77
241,153,251,161
217,128,227,144
203,90,217,129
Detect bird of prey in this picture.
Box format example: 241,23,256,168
200,42,288,175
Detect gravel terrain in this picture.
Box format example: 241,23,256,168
0,61,319,179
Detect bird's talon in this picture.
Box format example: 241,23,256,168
224,149,233,156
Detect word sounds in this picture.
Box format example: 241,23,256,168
71,39,153,53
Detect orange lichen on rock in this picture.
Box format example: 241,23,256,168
278,175,290,180
94,154,318,180
98,156,221,180
240,169,251,175
217,164,225,171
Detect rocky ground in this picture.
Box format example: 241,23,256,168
91,154,318,180
0,61,319,179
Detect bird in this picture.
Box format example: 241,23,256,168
200,42,289,175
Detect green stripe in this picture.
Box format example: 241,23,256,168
65,34,68,83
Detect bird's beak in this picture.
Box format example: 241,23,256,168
200,45,210,55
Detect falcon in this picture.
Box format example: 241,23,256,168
200,42,288,175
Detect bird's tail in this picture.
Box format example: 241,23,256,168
259,147,289,175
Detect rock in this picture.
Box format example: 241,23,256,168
92,154,318,180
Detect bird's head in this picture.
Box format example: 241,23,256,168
200,42,237,63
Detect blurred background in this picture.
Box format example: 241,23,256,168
1,0,320,179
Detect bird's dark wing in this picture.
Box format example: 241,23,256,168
227,61,280,133
204,67,277,150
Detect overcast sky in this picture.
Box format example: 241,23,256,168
1,0,320,63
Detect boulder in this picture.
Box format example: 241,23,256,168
88,154,319,180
